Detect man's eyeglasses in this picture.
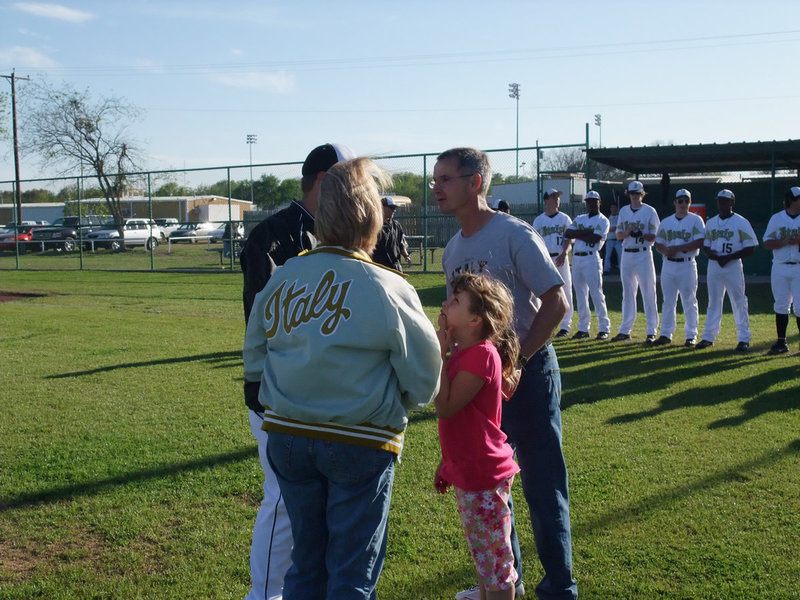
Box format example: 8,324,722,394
428,174,474,189
675,197,690,204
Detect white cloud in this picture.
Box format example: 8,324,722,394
215,71,295,93
0,45,58,69
13,2,94,23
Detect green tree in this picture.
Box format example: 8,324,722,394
389,172,425,206
22,81,143,245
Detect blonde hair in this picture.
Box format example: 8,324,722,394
316,158,391,253
451,273,520,385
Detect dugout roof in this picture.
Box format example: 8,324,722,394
585,139,800,175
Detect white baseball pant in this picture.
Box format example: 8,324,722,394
771,262,800,316
247,410,293,600
701,259,751,343
572,252,610,333
619,249,659,336
659,258,699,339
556,257,573,332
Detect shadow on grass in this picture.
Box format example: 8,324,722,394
45,350,241,378
574,438,800,539
558,340,747,410
607,363,799,426
0,446,256,512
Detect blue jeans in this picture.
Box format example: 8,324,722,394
267,432,396,600
503,343,577,600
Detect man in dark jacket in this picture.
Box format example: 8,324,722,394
238,142,355,600
371,196,412,271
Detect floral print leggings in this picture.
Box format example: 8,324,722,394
454,476,517,592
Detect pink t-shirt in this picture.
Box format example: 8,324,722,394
438,340,519,492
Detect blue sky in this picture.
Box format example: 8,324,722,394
2,0,800,184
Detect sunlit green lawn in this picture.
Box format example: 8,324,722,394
1,269,798,599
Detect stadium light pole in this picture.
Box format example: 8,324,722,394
246,134,257,204
594,113,602,147
508,83,520,181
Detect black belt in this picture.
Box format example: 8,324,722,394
667,257,695,262
783,262,799,265
624,248,650,253
549,252,560,257
574,251,594,256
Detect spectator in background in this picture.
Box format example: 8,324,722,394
652,189,705,347
696,189,757,352
239,142,356,600
492,198,511,214
762,186,800,355
603,202,620,273
371,196,412,271
533,188,574,338
244,157,441,600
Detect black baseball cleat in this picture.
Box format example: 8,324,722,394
554,328,569,338
644,334,657,344
695,339,713,349
610,333,630,342
767,340,789,355
571,330,590,340
596,331,609,340
735,341,750,352
685,337,697,347
652,335,671,346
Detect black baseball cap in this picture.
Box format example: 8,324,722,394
301,143,356,177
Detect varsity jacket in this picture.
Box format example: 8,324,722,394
242,246,441,456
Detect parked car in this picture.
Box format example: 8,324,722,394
84,218,162,251
168,222,218,243
0,225,39,251
154,218,180,240
29,215,107,252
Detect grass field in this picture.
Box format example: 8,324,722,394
1,269,799,599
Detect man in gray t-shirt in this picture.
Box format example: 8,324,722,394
435,147,578,600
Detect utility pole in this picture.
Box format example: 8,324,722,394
2,70,30,224
508,83,520,181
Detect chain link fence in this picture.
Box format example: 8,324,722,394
0,142,589,272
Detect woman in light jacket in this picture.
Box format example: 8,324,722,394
243,157,441,600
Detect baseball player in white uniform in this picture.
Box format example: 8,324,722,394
653,189,706,346
603,202,620,273
762,186,800,354
696,189,757,351
612,181,660,342
564,191,611,339
533,188,574,338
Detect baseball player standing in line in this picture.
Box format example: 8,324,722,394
762,186,800,354
696,189,757,352
240,143,356,600
652,189,706,347
612,181,660,343
533,188,574,338
564,191,611,340
603,202,620,273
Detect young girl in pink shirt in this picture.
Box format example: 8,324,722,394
434,272,521,600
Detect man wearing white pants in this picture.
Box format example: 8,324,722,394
564,191,611,340
696,189,757,352
533,188,574,338
653,189,705,347
762,186,800,355
612,181,660,343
